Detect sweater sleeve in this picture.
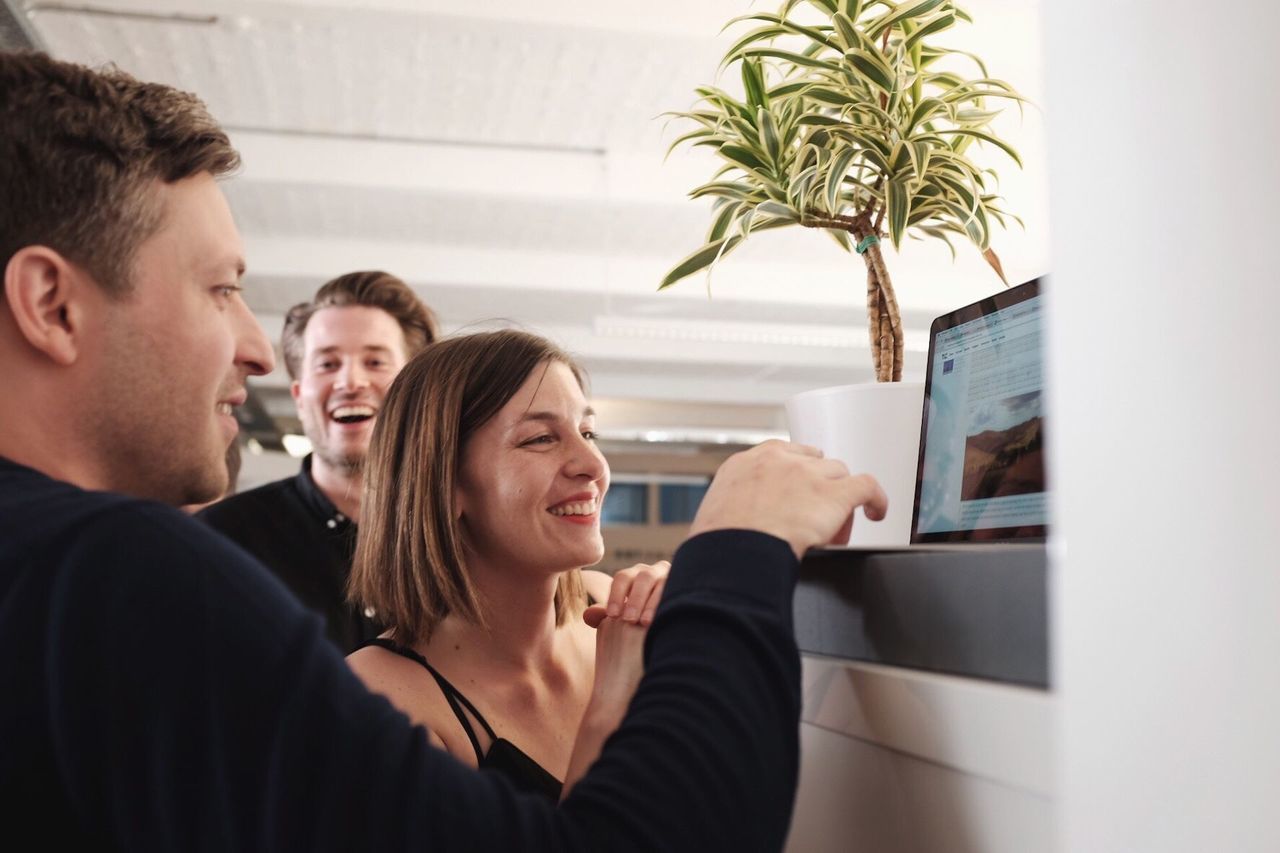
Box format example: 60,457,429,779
46,505,799,852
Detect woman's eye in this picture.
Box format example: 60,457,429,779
582,430,598,441
521,434,554,446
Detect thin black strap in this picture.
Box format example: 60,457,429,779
360,638,498,760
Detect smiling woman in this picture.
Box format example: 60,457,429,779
346,329,668,800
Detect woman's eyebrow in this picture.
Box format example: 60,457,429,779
514,407,596,425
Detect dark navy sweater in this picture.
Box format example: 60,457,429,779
0,457,801,851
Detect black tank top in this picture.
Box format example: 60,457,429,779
362,638,563,800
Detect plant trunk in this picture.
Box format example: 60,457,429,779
853,226,904,382
801,213,906,382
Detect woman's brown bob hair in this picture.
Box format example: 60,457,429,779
349,329,590,645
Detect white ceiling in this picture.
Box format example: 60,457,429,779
21,0,1050,435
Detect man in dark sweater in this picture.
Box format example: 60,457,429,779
0,50,887,851
199,271,438,652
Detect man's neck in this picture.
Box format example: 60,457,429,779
2,374,106,495
309,456,363,522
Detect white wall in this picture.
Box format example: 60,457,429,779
1044,2,1280,850
787,658,1053,852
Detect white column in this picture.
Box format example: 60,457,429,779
1044,2,1280,851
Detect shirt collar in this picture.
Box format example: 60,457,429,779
295,454,353,531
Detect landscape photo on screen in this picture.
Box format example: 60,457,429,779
961,389,1044,502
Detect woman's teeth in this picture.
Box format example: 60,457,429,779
549,501,595,516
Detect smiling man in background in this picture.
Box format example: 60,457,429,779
199,270,437,652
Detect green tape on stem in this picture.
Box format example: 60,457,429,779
856,234,880,255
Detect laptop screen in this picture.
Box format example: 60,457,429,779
911,278,1049,543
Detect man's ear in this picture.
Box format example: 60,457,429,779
290,379,302,403
3,246,88,366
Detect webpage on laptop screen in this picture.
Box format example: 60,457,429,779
916,293,1047,536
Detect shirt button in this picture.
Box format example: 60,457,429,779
326,519,337,529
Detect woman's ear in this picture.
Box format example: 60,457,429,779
4,246,91,366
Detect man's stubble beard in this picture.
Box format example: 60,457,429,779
314,442,365,479
89,323,229,506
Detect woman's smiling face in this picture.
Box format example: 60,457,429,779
456,360,610,577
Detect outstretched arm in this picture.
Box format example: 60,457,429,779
49,441,885,851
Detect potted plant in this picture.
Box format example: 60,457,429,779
661,0,1027,543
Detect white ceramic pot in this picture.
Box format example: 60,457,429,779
785,381,925,546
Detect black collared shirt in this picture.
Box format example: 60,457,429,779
197,455,381,653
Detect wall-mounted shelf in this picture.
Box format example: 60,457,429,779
795,546,1049,688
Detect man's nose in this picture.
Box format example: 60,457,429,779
334,360,370,390
235,302,275,377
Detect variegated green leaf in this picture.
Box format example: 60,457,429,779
758,108,782,165
935,128,1023,167
904,12,956,51
707,201,744,242
889,140,912,174
934,171,978,212
917,225,958,260
757,200,800,221
741,48,842,72
768,80,811,99
844,49,896,94
722,26,789,67
886,175,911,248
728,13,842,52
797,114,847,127
953,107,1004,125
659,235,744,290
827,227,854,252
832,12,859,50
824,146,860,212
838,0,865,20
665,127,718,160
719,143,770,174
867,0,948,41
742,58,767,109
909,140,931,182
803,85,854,107
856,141,892,173
906,96,949,133
689,180,760,201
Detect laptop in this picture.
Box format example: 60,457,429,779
834,277,1049,551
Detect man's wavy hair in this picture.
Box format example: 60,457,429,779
0,51,239,297
281,271,438,380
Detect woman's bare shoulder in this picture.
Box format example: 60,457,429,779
346,644,463,758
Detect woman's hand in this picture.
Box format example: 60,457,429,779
600,560,670,626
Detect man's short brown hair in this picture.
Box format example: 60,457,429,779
349,329,588,645
0,51,239,297
281,271,438,380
